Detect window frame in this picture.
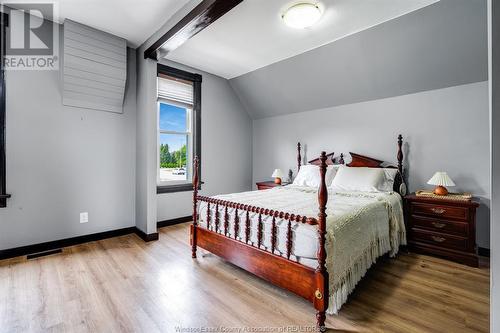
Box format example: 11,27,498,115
157,98,192,186
156,64,202,194
0,13,9,208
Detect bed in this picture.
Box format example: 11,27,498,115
190,135,406,331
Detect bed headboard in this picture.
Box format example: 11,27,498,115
344,134,404,173
296,135,406,194
342,135,405,194
308,153,335,166
296,143,335,170
346,153,384,168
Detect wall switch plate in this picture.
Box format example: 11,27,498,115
80,212,89,223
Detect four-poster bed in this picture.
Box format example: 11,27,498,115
190,135,405,331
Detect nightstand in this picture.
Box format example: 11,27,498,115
256,181,283,190
404,194,480,267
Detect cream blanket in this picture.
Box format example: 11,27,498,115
198,185,406,314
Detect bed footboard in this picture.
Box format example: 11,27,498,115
193,225,317,301
190,152,330,331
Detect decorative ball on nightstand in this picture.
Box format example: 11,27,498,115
271,169,284,185
427,172,455,196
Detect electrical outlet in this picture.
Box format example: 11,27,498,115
80,212,89,223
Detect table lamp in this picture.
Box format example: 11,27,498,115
271,169,284,185
427,172,455,196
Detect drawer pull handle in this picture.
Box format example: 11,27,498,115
431,208,446,214
431,222,446,229
431,236,446,243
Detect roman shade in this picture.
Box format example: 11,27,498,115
157,75,194,105
62,20,127,113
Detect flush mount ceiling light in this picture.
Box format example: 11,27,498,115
282,2,322,29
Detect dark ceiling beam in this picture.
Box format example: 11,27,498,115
144,0,243,60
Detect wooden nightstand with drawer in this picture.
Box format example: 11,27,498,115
256,181,283,190
404,194,480,267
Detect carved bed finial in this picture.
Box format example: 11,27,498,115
397,134,403,175
297,142,301,171
339,153,345,165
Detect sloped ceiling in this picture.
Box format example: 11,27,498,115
229,0,488,119
6,0,191,47
165,0,439,79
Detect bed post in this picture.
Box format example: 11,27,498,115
191,156,199,259
397,134,403,175
315,152,329,332
297,142,301,171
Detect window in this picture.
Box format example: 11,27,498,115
158,101,191,184
157,65,201,193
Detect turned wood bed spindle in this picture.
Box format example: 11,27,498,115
286,219,292,259
224,205,229,236
206,202,211,231
271,213,277,254
215,202,220,233
245,209,251,243
234,206,240,240
257,211,263,248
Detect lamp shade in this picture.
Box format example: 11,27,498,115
427,172,456,187
271,169,284,178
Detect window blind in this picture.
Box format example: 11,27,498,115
157,76,193,105
62,20,127,113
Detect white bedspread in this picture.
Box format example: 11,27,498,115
198,185,406,314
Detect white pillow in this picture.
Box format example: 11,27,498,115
330,166,386,192
293,164,337,188
380,168,399,192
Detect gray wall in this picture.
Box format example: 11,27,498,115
157,60,253,222
136,0,252,230
135,46,157,235
0,0,252,248
230,0,490,248
489,0,499,330
135,1,201,235
230,0,487,119
252,81,490,248
0,45,137,250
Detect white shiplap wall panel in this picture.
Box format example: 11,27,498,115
63,20,127,113
64,76,124,94
64,92,124,113
64,38,126,62
65,83,124,100
65,54,125,78
64,30,125,56
64,67,125,87
65,46,126,69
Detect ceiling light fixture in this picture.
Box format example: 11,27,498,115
282,2,322,29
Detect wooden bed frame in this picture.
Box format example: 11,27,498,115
190,135,404,331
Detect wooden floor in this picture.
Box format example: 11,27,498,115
0,223,490,333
